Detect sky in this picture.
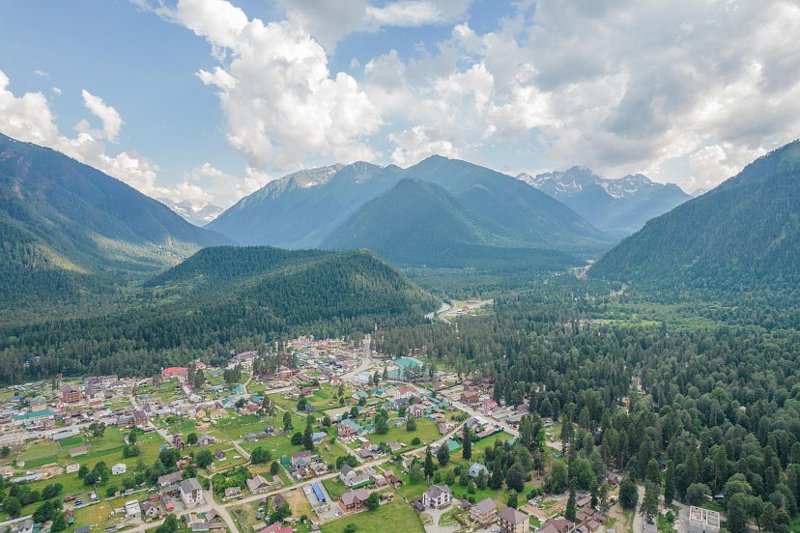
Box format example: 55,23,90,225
1,0,799,207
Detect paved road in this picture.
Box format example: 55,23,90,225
230,439,251,460
447,398,519,437
674,501,689,533
340,335,375,382
632,484,645,533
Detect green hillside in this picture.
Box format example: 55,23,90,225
591,140,800,289
0,246,438,383
402,155,608,253
323,178,578,270
0,133,228,310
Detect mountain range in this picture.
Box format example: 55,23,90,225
518,167,691,235
209,162,403,248
157,198,223,226
591,140,800,289
209,155,611,268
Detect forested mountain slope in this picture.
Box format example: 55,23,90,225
0,246,438,383
323,178,578,270
0,132,228,308
591,141,800,289
209,155,611,256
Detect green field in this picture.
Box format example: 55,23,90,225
365,417,441,448
17,426,166,514
20,441,61,462
215,414,271,441
321,499,424,533
322,479,347,500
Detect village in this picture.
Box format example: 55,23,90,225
0,334,716,533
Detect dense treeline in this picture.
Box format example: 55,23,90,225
0,248,437,384
376,287,800,531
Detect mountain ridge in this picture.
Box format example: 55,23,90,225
590,140,800,289
518,166,691,235
157,197,223,226
211,154,610,257
0,131,229,310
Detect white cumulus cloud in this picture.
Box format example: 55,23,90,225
163,0,382,173
80,89,123,142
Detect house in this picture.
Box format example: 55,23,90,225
339,488,370,512
541,518,572,533
258,524,293,533
347,473,372,488
312,431,328,444
339,465,357,485
498,507,530,533
408,404,424,418
606,472,622,485
214,449,225,460
142,501,160,519
272,493,287,509
125,500,141,518
461,390,479,404
470,498,497,524
224,487,242,499
180,478,204,507
577,496,592,509
482,399,498,413
5,517,33,533
338,419,361,438
197,434,216,446
30,395,47,411
246,475,270,494
158,471,183,487
12,408,55,427
112,463,128,475
162,367,189,382
394,386,417,401
292,450,313,469
133,409,149,428
422,485,452,509
384,469,403,488
468,463,489,478
61,384,82,403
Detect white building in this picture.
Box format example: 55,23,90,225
422,484,452,509
125,500,141,518
112,463,128,475
180,478,203,507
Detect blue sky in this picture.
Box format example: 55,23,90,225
1,0,798,206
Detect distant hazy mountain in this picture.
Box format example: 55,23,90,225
0,132,228,305
157,197,223,226
519,166,691,235
208,162,404,247
591,140,800,288
212,155,609,260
